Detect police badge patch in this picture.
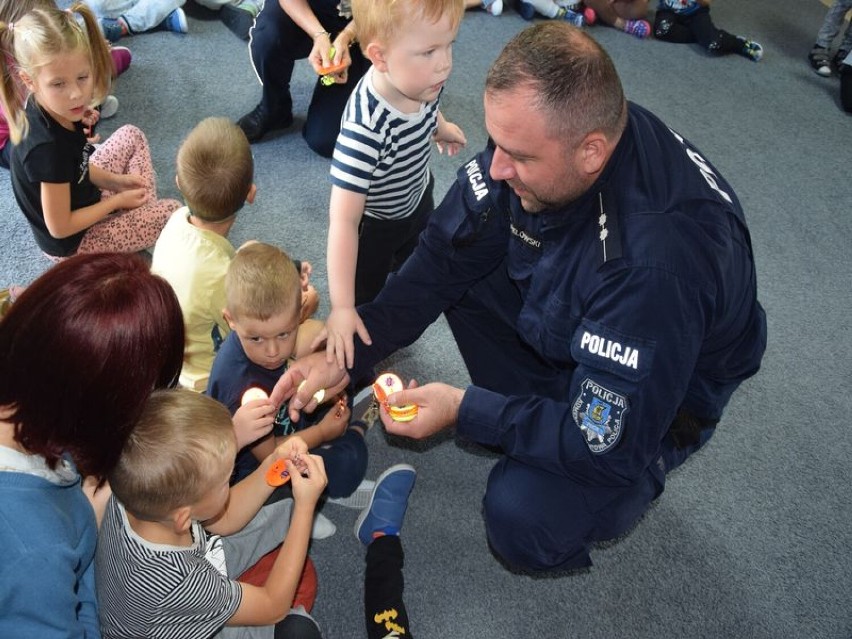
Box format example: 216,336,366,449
571,378,628,454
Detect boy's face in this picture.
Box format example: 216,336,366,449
226,307,300,371
376,12,457,105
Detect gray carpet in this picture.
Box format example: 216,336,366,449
2,1,851,637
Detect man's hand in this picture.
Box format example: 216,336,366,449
269,351,350,423
381,380,464,439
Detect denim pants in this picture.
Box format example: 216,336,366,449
86,0,182,33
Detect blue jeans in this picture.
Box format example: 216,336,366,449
815,0,852,50
86,0,183,33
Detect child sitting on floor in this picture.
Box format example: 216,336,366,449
96,388,328,638
152,117,317,391
207,242,369,504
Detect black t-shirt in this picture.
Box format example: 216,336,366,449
10,99,99,256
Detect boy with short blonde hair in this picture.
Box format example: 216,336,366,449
96,388,327,638
319,0,467,370
153,120,315,392
209,243,369,500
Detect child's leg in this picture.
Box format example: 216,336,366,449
311,427,368,499
688,10,742,55
119,0,183,34
221,498,294,578
815,0,852,49
355,217,404,305
80,125,179,253
364,535,412,639
390,176,433,273
653,10,696,43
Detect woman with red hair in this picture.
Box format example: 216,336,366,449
0,252,185,638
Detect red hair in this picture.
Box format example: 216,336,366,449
0,253,185,479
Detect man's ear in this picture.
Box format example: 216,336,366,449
578,132,610,176
170,506,193,534
364,41,388,72
245,183,257,205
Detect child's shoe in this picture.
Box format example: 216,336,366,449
159,8,188,34
622,19,650,39
809,45,832,76
741,39,763,62
833,49,850,72
583,6,597,25
110,45,132,76
220,0,260,40
354,464,416,546
516,0,536,20
99,95,119,119
327,478,377,509
482,0,504,16
100,17,125,43
556,7,585,26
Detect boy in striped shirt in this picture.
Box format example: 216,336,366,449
319,0,467,369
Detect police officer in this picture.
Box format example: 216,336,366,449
273,22,767,572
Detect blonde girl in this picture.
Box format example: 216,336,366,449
0,3,179,260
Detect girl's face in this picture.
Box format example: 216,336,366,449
21,49,93,130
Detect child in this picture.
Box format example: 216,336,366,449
151,118,317,391
515,0,587,26
807,0,852,76
0,252,185,638
96,388,328,638
582,0,651,38
207,242,369,502
652,0,764,62
320,0,468,370
0,0,132,168
0,3,180,260
90,2,188,42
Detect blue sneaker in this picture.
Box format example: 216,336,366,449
516,0,536,20
100,17,124,43
354,464,416,546
556,7,585,26
159,8,188,34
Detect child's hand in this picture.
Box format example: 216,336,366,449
434,121,467,157
301,284,320,323
288,453,328,506
112,188,149,212
233,399,276,450
323,306,372,370
81,108,101,143
273,434,309,460
317,393,350,442
299,261,313,290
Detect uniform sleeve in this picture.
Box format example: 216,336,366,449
457,263,710,485
351,150,509,381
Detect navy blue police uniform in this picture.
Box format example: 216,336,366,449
350,102,767,571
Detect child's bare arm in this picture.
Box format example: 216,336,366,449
275,394,350,449
227,454,328,626
204,437,309,536
40,181,141,238
315,186,372,369
295,318,325,358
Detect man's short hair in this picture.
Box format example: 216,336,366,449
225,242,300,321
486,23,626,146
109,389,236,521
352,0,464,51
176,117,253,222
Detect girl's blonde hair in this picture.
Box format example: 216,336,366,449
0,2,113,144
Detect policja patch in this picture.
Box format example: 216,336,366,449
571,378,628,454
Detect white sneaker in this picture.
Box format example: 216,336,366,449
99,95,119,119
310,512,336,540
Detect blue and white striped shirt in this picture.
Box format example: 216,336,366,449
330,67,440,221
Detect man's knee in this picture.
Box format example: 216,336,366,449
483,470,591,572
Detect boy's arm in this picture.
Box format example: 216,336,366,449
227,454,328,626
434,110,467,157
203,436,307,536
295,318,325,358
321,185,372,368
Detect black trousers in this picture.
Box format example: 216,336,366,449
364,535,412,639
653,7,742,54
247,0,370,157
354,176,434,305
